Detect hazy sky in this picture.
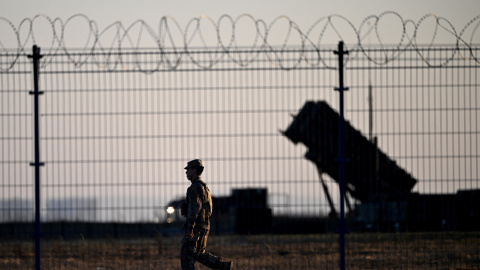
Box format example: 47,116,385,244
4,0,479,35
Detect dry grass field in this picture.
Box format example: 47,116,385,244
1,232,479,269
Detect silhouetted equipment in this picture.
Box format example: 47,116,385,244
455,190,480,231
282,101,480,232
283,101,417,204
231,188,272,234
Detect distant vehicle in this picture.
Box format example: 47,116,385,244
166,188,272,234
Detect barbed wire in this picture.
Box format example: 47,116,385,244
0,12,479,71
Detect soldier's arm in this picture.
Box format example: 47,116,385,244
185,186,203,229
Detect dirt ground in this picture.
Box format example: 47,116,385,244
1,232,479,269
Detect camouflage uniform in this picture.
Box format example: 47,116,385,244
181,160,233,270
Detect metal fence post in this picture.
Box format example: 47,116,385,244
28,45,44,270
334,41,348,270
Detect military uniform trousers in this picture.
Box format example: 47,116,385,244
181,227,223,270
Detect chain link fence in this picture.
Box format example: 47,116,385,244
1,13,480,269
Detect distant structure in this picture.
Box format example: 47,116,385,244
0,199,33,222
46,198,97,222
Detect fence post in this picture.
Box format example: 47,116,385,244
334,41,348,270
28,45,44,270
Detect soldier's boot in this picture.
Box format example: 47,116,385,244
218,261,233,270
196,252,220,269
197,252,233,270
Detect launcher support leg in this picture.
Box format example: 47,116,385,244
316,167,337,218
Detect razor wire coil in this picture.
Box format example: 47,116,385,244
0,12,479,71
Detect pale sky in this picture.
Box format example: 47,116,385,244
3,0,479,38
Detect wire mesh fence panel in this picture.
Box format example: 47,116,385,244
1,42,480,269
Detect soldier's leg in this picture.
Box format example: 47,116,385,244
194,229,233,270
181,234,197,270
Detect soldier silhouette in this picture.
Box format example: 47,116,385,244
180,159,233,270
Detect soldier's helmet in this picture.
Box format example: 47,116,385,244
184,159,204,169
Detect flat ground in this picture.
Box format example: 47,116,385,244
1,232,479,269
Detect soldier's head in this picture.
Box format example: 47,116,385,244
184,159,204,180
